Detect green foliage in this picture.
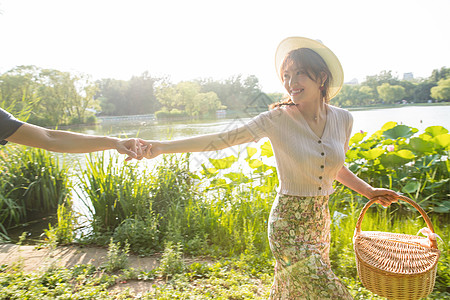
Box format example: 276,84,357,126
377,82,406,104
113,217,160,255
0,146,70,230
346,123,449,212
155,108,189,120
103,238,130,273
159,241,185,278
198,74,262,111
1,65,99,126
96,72,160,116
44,199,77,246
77,152,154,233
331,68,450,107
431,78,450,101
155,81,224,118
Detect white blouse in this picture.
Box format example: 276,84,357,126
245,104,353,196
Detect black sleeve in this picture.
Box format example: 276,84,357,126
0,108,25,145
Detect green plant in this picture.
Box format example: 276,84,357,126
346,123,449,213
103,238,130,273
113,216,160,255
44,199,77,246
77,152,153,233
0,146,70,232
159,241,185,278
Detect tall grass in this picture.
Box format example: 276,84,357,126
0,146,70,233
77,152,154,236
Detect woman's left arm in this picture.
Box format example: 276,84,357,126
336,165,398,207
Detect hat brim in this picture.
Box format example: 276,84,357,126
275,37,344,100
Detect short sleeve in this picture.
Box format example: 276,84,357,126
0,108,24,145
245,109,278,142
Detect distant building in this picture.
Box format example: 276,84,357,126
345,78,359,85
403,72,414,81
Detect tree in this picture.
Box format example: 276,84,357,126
0,65,41,121
156,80,224,118
96,79,128,115
199,75,262,111
430,67,450,82
358,86,375,105
126,72,159,114
1,66,99,126
331,85,360,107
377,83,406,104
413,80,436,102
363,70,400,99
430,78,450,101
398,80,416,101
96,72,159,116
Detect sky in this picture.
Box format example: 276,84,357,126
1,0,449,93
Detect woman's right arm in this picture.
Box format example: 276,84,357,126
142,125,256,159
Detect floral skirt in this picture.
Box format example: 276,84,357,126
268,194,353,300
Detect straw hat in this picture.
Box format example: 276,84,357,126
275,37,344,100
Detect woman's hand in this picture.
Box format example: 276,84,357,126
367,188,399,207
139,140,163,160
116,138,144,160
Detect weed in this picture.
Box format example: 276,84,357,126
159,241,185,279
103,238,130,273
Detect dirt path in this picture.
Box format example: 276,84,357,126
0,243,169,294
0,243,160,272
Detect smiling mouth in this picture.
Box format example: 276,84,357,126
290,89,304,96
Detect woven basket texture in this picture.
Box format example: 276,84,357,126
353,196,440,300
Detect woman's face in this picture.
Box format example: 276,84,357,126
282,63,322,104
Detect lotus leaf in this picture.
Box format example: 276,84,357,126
209,156,237,169
432,134,450,149
383,125,418,139
425,125,448,138
261,140,273,157
359,148,385,160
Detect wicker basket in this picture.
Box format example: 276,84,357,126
353,195,441,300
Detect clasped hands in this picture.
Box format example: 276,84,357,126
118,138,156,161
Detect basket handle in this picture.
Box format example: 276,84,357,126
354,195,438,249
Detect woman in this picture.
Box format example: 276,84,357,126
141,37,398,299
